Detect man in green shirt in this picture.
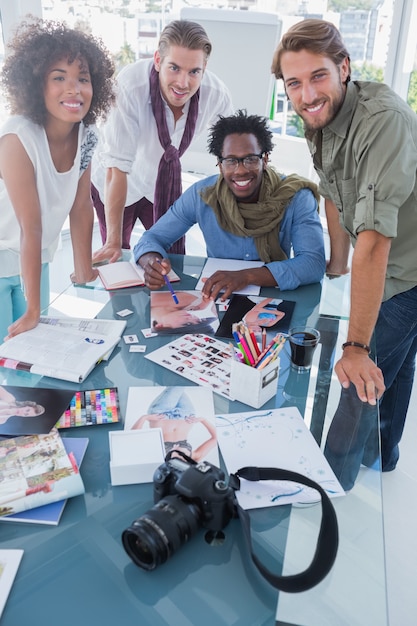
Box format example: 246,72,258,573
272,18,417,484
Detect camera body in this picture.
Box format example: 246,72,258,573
122,455,236,570
153,456,236,531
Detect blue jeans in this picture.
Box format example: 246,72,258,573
325,285,417,490
148,387,195,420
374,285,417,470
0,264,50,342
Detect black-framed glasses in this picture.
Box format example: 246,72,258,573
218,152,264,172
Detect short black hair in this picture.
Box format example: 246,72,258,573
207,109,274,158
1,16,115,126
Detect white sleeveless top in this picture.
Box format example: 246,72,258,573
0,115,97,277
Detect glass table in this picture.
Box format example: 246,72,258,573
0,256,387,626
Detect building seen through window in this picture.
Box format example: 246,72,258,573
0,0,416,131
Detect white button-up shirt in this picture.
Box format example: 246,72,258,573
92,58,233,206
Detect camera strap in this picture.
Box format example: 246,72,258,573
230,466,339,593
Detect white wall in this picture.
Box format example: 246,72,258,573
179,7,281,176
0,0,42,47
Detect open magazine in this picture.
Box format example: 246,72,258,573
0,428,85,518
0,316,126,383
0,437,88,526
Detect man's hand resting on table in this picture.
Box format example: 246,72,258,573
335,348,385,406
201,266,277,302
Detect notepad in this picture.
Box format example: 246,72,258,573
98,261,180,290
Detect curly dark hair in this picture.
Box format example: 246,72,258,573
1,16,115,126
207,109,274,158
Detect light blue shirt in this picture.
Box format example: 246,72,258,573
134,174,325,291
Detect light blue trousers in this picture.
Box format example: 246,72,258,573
148,387,195,420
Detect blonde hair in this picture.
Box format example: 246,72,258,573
158,20,212,60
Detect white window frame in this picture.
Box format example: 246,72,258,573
384,0,417,101
1,1,415,108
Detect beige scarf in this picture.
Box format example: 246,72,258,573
200,168,319,263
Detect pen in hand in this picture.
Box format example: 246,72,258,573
156,258,179,305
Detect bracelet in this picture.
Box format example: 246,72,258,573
342,341,371,354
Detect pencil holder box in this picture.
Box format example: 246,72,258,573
230,357,280,408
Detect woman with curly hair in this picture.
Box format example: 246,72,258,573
0,17,115,341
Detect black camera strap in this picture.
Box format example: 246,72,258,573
230,466,339,593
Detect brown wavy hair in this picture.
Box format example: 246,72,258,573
158,20,212,60
1,16,115,126
271,18,351,83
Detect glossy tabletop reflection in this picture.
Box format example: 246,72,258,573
0,256,387,626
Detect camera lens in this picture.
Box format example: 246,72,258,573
122,495,201,570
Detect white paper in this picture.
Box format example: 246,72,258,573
124,386,220,466
145,334,233,399
216,406,345,508
195,258,263,295
0,550,24,618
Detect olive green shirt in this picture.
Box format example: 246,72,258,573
306,81,417,301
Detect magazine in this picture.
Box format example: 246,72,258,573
215,295,295,339
0,437,88,525
98,260,180,290
0,316,126,383
0,385,75,437
0,429,85,518
150,290,220,335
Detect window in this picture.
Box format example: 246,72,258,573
1,0,416,127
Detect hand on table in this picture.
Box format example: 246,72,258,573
6,311,40,340
201,270,250,301
335,350,385,405
92,244,122,266
70,268,99,285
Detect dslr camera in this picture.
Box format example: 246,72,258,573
122,454,236,570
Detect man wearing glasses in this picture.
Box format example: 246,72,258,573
135,109,325,301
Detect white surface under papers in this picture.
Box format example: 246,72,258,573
195,258,263,295
0,549,24,619
216,406,345,508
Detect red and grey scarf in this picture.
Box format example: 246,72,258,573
150,65,200,254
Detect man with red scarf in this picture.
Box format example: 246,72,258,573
91,20,233,262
